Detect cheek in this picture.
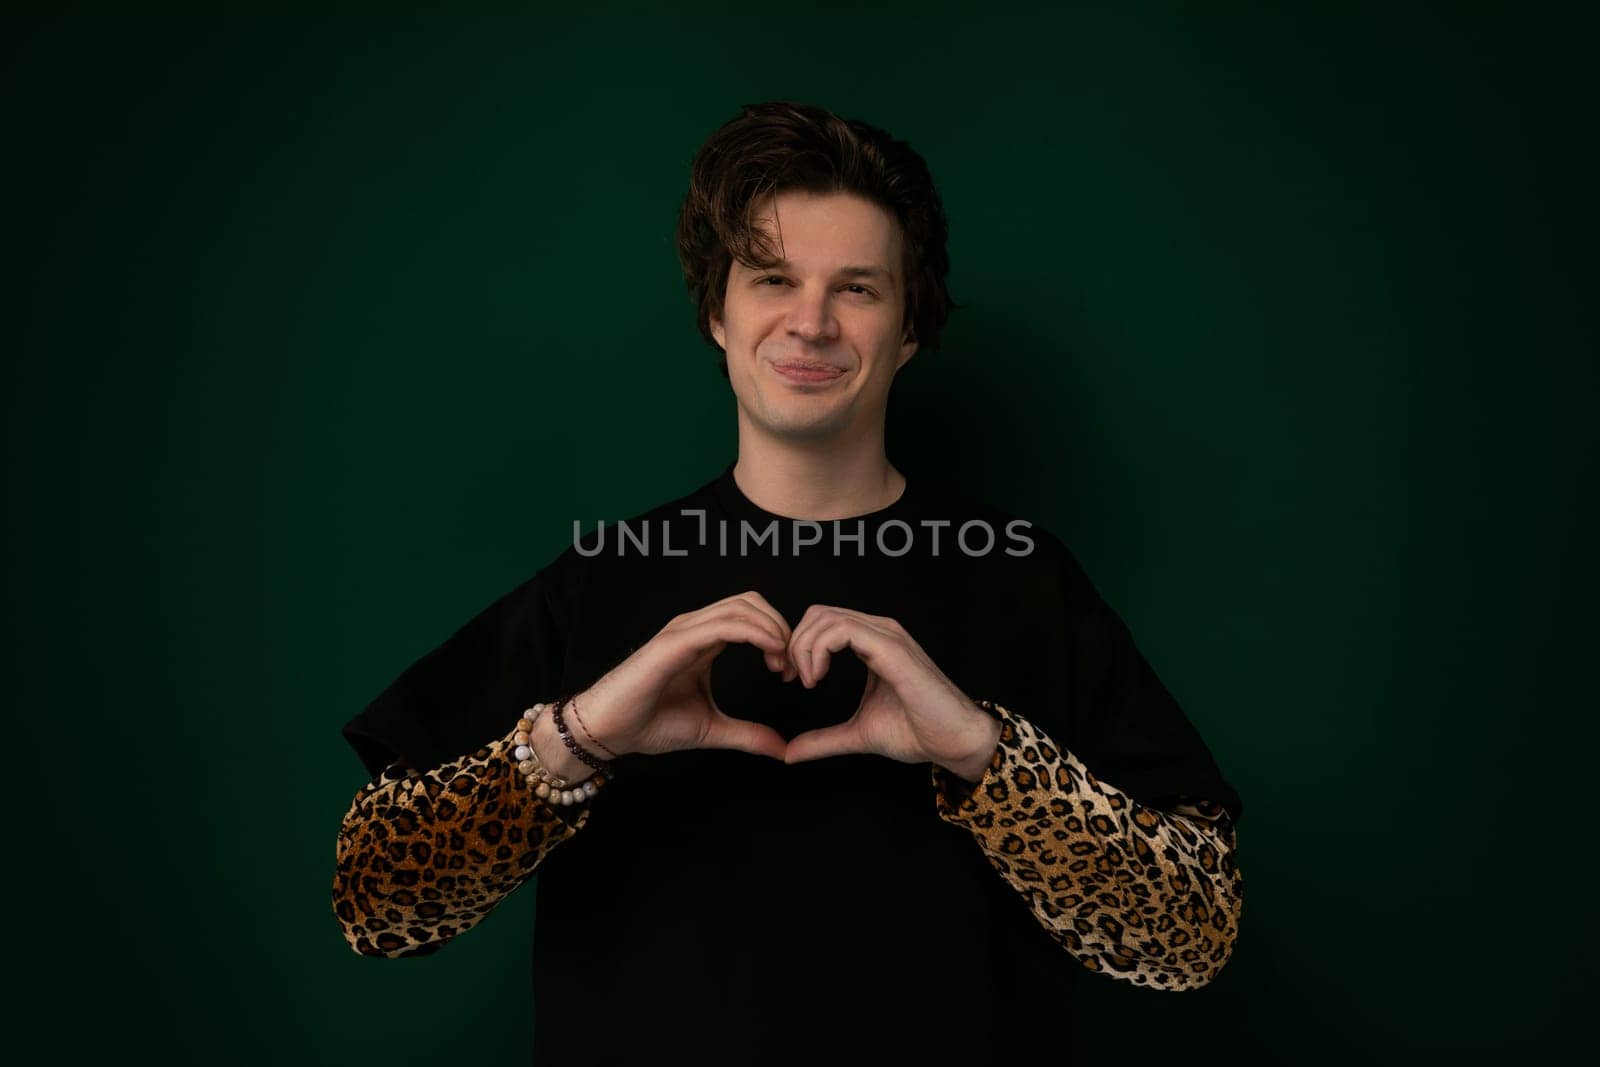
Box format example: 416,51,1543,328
732,318,780,352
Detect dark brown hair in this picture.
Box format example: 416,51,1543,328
675,101,957,378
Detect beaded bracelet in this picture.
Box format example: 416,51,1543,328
567,693,618,760
513,700,610,807
550,695,612,775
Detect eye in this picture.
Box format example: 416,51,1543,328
754,276,876,298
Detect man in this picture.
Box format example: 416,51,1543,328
332,101,1243,1065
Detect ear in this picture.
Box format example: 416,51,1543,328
895,333,919,370
710,311,726,352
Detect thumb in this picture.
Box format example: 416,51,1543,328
784,722,864,764
701,714,790,761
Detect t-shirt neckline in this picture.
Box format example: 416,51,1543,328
711,459,917,526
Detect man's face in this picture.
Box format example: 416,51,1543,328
711,189,918,444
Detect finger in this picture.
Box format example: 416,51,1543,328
697,601,789,656
786,602,829,650
701,713,790,761
667,617,788,669
792,609,871,688
784,721,864,764
681,595,785,646
729,590,794,642
721,599,790,646
730,591,800,677
681,602,791,678
699,590,791,647
787,604,838,688
806,617,854,685
716,601,792,676
809,617,898,687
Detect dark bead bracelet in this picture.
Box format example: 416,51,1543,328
551,695,613,775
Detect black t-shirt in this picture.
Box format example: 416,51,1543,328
341,461,1242,1065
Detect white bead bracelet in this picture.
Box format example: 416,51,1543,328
513,703,606,807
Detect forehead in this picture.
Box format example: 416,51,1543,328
738,189,901,276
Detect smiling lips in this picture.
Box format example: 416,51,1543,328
770,360,846,383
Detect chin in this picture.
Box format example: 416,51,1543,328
765,407,853,441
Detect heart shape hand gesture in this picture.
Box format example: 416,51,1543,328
568,591,1001,782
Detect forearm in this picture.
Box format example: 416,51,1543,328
932,700,1243,990
331,715,590,959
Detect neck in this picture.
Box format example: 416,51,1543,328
731,427,905,522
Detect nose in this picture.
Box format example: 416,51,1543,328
785,287,840,346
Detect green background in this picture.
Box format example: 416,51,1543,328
8,2,1593,1061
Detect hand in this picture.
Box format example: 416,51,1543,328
571,591,798,762
781,605,1000,777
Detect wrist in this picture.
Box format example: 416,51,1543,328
530,707,597,784
566,689,626,759
946,713,1003,784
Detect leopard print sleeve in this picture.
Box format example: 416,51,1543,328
930,699,1242,990
332,718,589,959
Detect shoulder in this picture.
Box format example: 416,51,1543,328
918,479,1078,567
913,479,1115,621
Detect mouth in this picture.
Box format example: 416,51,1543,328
769,359,847,384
